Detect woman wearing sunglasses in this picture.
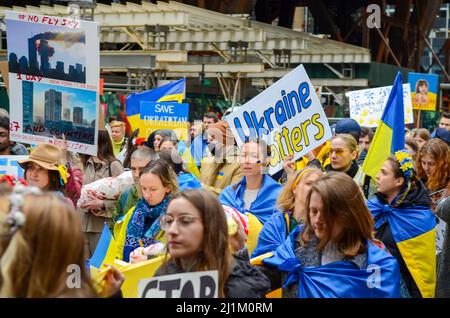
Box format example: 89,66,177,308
327,134,376,199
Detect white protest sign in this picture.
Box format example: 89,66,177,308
346,84,414,127
138,270,218,298
0,155,28,178
226,64,332,175
436,216,447,255
6,11,99,156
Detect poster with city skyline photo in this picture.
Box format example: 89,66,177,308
22,81,97,145
6,19,87,84
6,10,100,156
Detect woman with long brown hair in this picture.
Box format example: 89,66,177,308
260,172,400,298
155,189,270,298
416,138,450,208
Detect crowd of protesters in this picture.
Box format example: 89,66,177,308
0,107,449,298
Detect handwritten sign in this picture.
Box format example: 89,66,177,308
5,11,99,156
346,84,414,127
226,64,332,175
138,270,218,298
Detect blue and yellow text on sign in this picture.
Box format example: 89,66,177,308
140,101,189,141
226,65,332,175
408,72,439,111
0,155,27,178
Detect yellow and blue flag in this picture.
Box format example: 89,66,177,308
362,72,405,179
125,78,186,139
262,225,401,297
90,223,118,269
367,197,436,297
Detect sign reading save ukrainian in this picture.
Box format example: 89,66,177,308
408,72,439,111
140,101,189,141
226,65,332,175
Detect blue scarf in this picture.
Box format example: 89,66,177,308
123,196,170,261
219,175,282,224
263,226,401,298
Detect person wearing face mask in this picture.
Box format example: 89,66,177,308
115,159,179,262
154,189,270,298
251,167,323,259
367,150,436,298
200,121,243,196
219,138,281,225
257,172,400,298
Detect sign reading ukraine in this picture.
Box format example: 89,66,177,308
408,72,439,111
226,65,332,175
140,101,189,141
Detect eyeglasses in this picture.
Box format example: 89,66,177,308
330,148,346,156
160,215,201,231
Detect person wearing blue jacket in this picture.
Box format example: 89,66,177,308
220,138,281,225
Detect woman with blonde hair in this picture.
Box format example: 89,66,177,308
252,167,322,258
328,134,376,198
0,184,123,297
154,189,270,298
116,159,179,262
260,172,400,298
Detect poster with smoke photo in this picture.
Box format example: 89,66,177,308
5,11,99,156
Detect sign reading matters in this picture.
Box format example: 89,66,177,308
138,270,218,298
226,64,332,175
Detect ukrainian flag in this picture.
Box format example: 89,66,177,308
125,78,186,138
90,223,118,269
362,72,405,179
367,198,436,297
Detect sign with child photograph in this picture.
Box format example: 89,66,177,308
346,84,414,127
138,270,218,298
226,64,332,175
5,11,99,156
408,72,439,111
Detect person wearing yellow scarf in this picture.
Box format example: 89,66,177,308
110,121,126,157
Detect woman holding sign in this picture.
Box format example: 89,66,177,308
258,172,401,298
154,189,270,298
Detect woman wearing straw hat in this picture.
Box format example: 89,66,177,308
17,143,75,206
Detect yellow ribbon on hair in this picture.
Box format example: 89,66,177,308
291,168,312,191
58,164,68,185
